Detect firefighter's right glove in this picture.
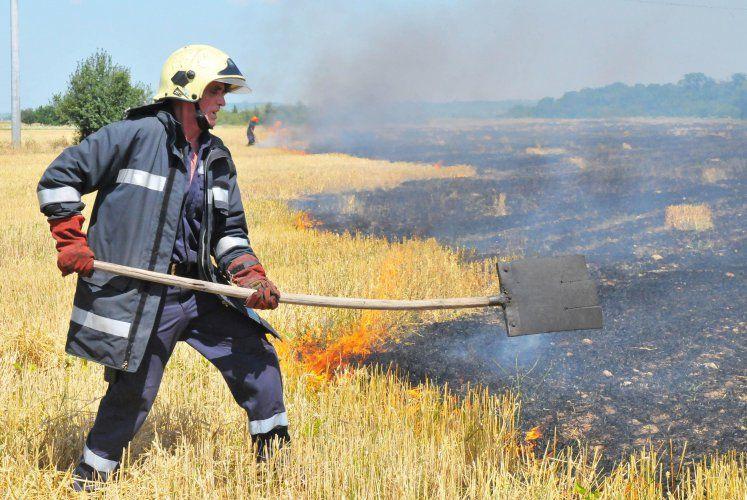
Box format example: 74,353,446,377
227,254,280,310
48,214,95,277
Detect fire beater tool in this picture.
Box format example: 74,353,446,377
94,254,602,336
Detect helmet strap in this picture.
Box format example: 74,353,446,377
194,102,212,131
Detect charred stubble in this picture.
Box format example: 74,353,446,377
300,119,747,465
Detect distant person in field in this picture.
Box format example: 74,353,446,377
247,115,259,145
37,45,288,492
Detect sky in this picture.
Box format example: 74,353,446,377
2,0,747,112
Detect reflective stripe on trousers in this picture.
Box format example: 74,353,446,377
84,285,287,466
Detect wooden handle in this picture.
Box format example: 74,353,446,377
93,261,506,311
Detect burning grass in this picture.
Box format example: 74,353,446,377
665,203,714,231
293,210,321,230
0,126,743,497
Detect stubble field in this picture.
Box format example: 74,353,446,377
0,125,743,498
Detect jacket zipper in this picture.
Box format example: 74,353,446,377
198,148,224,278
121,144,182,369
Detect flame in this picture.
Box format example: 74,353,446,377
433,160,443,169
285,149,309,155
262,119,309,153
296,310,384,376
261,119,298,149
294,211,320,230
525,426,542,441
295,247,412,377
521,425,542,456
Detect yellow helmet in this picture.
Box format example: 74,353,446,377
154,44,251,103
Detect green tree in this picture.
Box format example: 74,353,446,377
21,104,63,125
678,72,714,91
54,49,149,141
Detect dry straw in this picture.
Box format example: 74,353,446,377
665,203,714,231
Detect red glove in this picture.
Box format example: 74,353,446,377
227,254,280,310
49,214,95,277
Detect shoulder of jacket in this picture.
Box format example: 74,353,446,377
209,133,227,150
208,136,237,174
124,115,166,133
92,116,164,142
80,119,146,145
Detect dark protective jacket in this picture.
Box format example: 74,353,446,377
246,123,256,146
37,104,277,373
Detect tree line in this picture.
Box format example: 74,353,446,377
19,49,307,142
509,73,747,119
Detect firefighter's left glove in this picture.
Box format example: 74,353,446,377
48,214,95,277
227,254,280,310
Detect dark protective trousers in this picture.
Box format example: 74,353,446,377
81,285,287,472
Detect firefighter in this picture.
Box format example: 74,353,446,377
247,115,259,145
37,45,288,492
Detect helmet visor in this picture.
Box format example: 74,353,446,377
216,77,252,94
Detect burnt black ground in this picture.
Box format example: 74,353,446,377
294,119,746,463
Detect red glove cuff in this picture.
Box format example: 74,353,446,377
48,214,94,277
227,253,280,309
49,214,88,252
227,253,266,282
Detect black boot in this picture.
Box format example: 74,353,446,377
253,426,291,462
71,461,113,492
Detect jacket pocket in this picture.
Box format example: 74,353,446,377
67,277,140,369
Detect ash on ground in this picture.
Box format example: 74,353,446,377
296,119,746,463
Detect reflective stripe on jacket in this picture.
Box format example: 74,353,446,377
37,104,277,372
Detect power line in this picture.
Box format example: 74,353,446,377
622,0,747,11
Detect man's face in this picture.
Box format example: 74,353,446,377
199,82,227,128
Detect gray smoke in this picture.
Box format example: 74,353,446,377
299,1,539,126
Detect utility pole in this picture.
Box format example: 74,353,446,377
10,0,21,148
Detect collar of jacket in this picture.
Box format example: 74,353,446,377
157,108,190,151
126,102,217,152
